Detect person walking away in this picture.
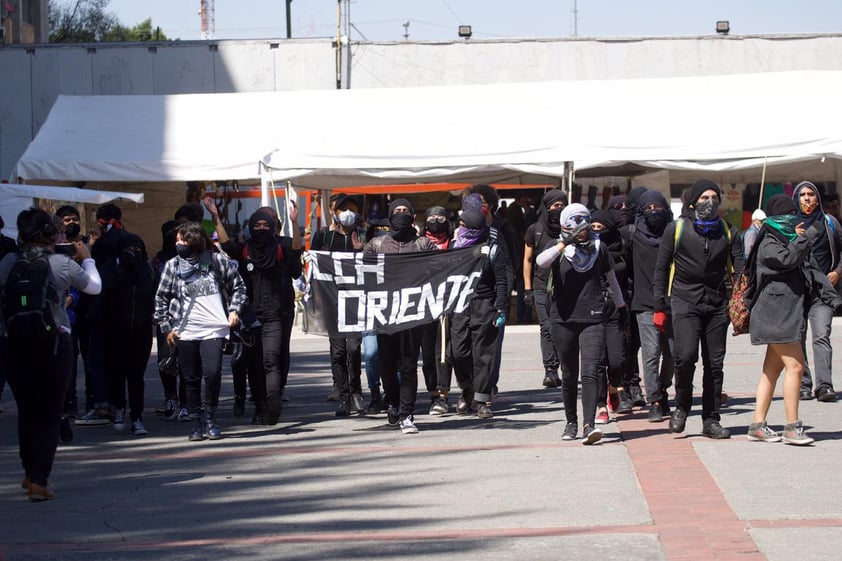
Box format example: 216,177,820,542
0,208,102,500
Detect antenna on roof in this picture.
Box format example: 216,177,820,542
402,21,410,41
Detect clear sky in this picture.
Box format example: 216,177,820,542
102,0,842,42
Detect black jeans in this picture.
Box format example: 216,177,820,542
3,333,73,486
597,309,627,406
261,312,295,405
177,338,225,420
329,335,362,401
377,326,423,419
156,329,185,405
671,295,729,422
551,321,606,427
106,324,153,422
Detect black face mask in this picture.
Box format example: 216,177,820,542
390,213,416,242
426,221,446,235
64,223,81,240
643,208,671,233
547,208,562,227
250,228,274,245
121,248,143,269
175,244,194,259
609,207,630,227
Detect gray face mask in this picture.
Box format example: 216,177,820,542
694,198,720,221
337,209,357,228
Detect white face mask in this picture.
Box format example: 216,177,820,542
337,209,357,228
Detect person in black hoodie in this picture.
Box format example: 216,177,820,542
523,190,567,389
622,189,675,423
590,209,630,425
652,179,744,439
213,203,302,426
448,199,512,419
791,180,842,402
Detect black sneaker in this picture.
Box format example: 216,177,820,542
265,397,282,425
386,405,400,427
251,414,265,425
669,409,687,434
616,390,634,414
476,402,493,419
335,400,351,417
233,396,245,417
59,416,74,443
629,384,646,407
429,396,449,416
562,422,578,441
660,399,671,419
326,387,340,402
702,420,730,439
542,369,561,388
647,403,664,423
816,387,838,403
800,389,815,401
188,419,205,441
366,393,385,415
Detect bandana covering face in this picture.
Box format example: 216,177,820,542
560,203,600,272
764,214,800,243
694,198,720,221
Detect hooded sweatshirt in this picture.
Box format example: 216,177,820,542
792,181,842,276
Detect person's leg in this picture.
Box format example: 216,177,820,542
376,333,400,408
778,343,806,423
176,339,203,419
86,323,110,411
199,338,225,426
551,322,580,424
126,326,153,423
362,333,380,392
799,307,816,395
699,303,729,423
449,311,474,395
534,289,560,386
278,310,295,393
669,297,702,415
348,336,363,396
637,311,666,403
470,298,499,404
809,303,835,394
753,345,784,423
579,323,607,428
260,319,284,420
329,336,352,403
245,337,267,418
156,330,179,404
397,326,423,420
420,321,439,394
104,328,127,427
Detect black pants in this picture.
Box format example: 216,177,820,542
106,324,153,422
3,333,73,486
261,312,295,404
671,295,729,422
329,335,362,401
377,326,423,419
232,334,266,413
450,297,500,403
421,318,451,394
552,321,606,427
177,338,225,420
534,288,560,371
156,330,186,406
597,310,628,407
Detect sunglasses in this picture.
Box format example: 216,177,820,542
426,216,447,223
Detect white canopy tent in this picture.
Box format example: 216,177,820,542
0,183,144,240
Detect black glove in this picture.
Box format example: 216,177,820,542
523,289,534,307
561,222,590,245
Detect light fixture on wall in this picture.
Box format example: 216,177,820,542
458,25,472,39
716,21,730,35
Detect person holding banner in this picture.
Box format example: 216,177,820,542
448,197,513,419
363,199,435,434
536,203,627,445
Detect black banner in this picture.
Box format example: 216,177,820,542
302,247,488,337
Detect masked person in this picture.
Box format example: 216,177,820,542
523,190,567,389
622,190,675,423
536,204,627,445
363,199,435,434
652,180,744,439
311,195,366,415
791,181,842,403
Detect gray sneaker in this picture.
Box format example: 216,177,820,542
75,408,111,426
781,420,814,446
112,408,127,431
746,421,781,442
562,422,577,441
350,393,365,413
429,396,449,416
399,415,419,434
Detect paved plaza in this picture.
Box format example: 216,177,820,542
2,320,842,561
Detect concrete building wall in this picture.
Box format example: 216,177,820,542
2,33,842,180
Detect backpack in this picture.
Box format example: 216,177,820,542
728,233,761,336
1,252,59,342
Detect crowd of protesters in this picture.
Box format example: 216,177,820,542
2,178,841,501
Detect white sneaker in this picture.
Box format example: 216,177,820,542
112,408,127,431
131,420,149,436
400,415,419,434
177,407,190,422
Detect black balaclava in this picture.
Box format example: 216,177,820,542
606,194,630,227
388,198,416,242
537,189,567,236
247,211,280,270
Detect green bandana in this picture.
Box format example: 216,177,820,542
764,215,800,242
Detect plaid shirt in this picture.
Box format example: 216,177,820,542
154,251,247,334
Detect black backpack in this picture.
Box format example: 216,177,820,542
1,252,59,341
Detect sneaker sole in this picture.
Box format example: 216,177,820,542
782,436,814,445
401,427,419,434
582,430,603,445
746,435,782,442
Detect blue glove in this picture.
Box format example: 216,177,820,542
493,310,506,328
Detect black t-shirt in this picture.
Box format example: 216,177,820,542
524,223,557,291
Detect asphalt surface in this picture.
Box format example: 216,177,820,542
1,319,842,561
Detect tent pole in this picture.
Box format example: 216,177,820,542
260,162,271,207
758,156,768,209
